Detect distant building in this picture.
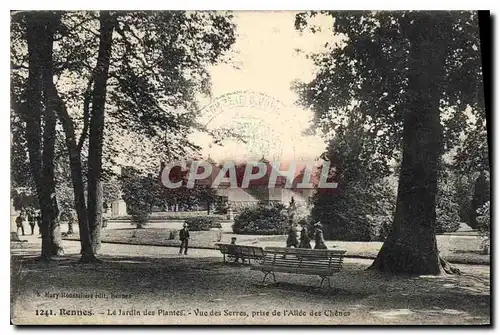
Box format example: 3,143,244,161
193,157,322,211
108,197,127,216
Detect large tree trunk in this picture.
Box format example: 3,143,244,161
24,13,45,255
91,181,104,253
40,14,65,257
42,56,97,263
87,12,116,253
369,13,458,275
25,12,63,260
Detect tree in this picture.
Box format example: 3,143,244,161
476,201,490,254
471,171,490,225
86,11,116,254
121,174,156,228
10,108,34,191
11,11,236,261
54,10,235,252
56,183,76,234
307,106,396,241
295,11,485,274
18,12,65,259
435,169,461,234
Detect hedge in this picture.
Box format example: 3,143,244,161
184,217,222,231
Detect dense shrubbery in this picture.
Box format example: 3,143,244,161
455,171,490,230
477,201,490,255
232,202,289,235
435,176,461,233
185,216,222,231
477,201,491,235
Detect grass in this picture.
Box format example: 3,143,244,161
62,222,490,265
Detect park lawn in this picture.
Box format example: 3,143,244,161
63,224,490,265
11,241,490,325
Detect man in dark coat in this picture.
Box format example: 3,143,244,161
179,223,190,255
16,212,25,236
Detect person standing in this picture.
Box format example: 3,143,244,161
16,212,25,236
313,222,328,249
299,224,312,249
36,212,42,236
286,225,299,248
28,209,36,235
179,223,190,255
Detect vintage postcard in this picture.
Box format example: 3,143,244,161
10,10,490,325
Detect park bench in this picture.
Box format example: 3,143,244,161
11,232,28,248
215,243,265,264
251,247,347,288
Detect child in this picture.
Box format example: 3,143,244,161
229,237,245,263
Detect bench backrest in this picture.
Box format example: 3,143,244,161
216,243,231,254
239,245,265,258
262,247,346,273
215,243,265,258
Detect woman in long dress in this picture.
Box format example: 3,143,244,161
313,222,327,249
286,226,299,248
298,225,312,249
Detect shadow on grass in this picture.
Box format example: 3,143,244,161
11,253,490,298
253,281,366,298
452,249,483,254
10,250,491,325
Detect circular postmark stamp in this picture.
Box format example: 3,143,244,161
199,90,298,161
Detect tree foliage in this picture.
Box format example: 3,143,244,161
435,169,461,233
11,11,236,258
121,174,155,228
311,135,396,241
295,11,484,156
295,11,485,274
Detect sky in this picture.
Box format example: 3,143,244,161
190,11,336,163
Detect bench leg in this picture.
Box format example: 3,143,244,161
262,271,276,284
223,254,226,263
319,276,332,289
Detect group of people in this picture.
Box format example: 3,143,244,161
177,220,328,260
15,208,41,236
286,221,327,249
